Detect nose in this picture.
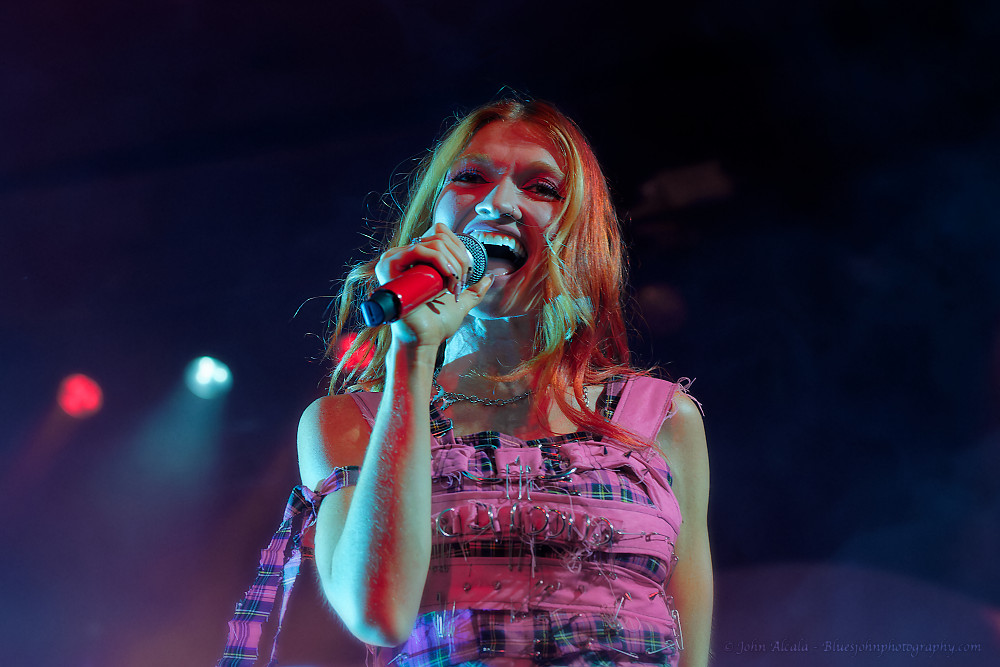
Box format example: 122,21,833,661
474,178,520,222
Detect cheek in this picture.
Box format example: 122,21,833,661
534,204,561,239
515,206,561,263
433,190,476,228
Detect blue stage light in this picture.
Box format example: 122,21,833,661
184,356,232,399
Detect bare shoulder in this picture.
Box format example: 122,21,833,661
655,392,707,456
654,391,710,511
297,394,371,491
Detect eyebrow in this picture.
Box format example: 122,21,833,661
457,153,565,180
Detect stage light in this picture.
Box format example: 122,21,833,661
57,373,103,418
334,333,374,371
185,356,232,399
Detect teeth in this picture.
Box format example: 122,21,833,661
468,230,526,261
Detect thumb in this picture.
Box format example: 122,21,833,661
463,273,495,303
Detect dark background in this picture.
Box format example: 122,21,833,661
1,1,998,665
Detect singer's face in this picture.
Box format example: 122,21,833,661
433,121,567,318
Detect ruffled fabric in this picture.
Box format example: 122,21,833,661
217,467,358,666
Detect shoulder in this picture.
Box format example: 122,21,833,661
297,394,371,491
657,390,705,447
654,390,710,511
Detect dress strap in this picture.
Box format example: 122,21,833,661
609,377,679,441
348,390,381,427
217,466,358,666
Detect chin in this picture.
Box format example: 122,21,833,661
468,300,524,320
468,263,546,320
470,290,541,321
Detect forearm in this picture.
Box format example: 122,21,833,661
324,342,437,645
675,567,713,667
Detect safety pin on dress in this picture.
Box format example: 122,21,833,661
459,467,578,484
503,456,521,500
671,608,685,651
648,641,676,655
582,638,638,661
611,647,639,659
612,592,631,624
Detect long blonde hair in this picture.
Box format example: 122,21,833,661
327,99,648,445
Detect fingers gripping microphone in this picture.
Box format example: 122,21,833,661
360,234,488,327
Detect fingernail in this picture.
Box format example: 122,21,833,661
447,263,456,277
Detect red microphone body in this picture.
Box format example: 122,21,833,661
360,234,487,327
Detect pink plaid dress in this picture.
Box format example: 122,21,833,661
220,376,688,666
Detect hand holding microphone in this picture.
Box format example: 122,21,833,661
362,226,489,327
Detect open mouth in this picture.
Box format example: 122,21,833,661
467,230,527,272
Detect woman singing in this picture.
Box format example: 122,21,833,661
221,98,712,667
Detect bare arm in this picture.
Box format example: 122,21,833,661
658,392,714,667
298,224,493,646
299,344,438,646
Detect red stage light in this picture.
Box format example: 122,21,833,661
335,334,374,371
57,374,103,418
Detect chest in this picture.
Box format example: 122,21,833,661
445,386,601,439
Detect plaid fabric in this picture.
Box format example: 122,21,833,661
600,393,621,420
433,431,659,507
429,541,669,583
430,385,671,496
385,381,683,665
222,378,684,666
218,466,359,666
377,609,678,666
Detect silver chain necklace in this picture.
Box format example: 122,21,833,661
431,369,533,411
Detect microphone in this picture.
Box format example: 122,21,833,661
360,234,488,326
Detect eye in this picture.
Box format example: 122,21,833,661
450,168,488,184
524,179,565,201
